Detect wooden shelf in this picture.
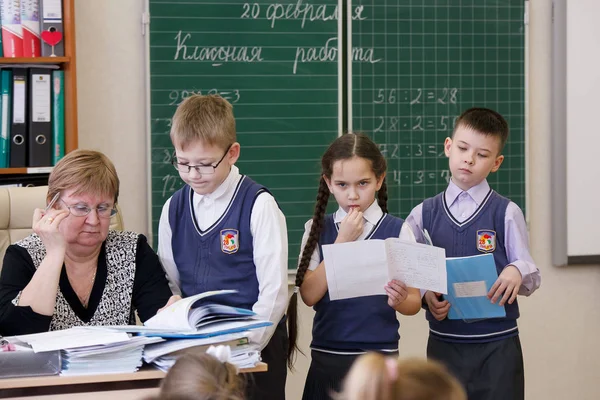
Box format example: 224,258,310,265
0,167,53,175
0,57,70,64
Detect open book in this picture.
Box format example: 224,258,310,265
138,290,272,338
322,238,447,301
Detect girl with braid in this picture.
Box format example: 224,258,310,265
286,133,422,400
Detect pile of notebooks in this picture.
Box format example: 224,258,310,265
143,332,259,372
2,290,271,377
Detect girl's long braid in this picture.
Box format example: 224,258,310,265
286,177,329,368
377,178,389,214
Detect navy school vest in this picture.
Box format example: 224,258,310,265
311,213,404,352
422,189,520,343
168,176,268,310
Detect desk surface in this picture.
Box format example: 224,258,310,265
0,363,267,390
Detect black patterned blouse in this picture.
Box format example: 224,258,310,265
0,231,173,336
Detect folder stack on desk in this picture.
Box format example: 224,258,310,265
0,339,61,379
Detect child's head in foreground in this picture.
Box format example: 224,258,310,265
152,351,244,400
337,353,466,400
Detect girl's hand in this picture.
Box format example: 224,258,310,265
32,208,69,255
335,208,363,243
385,279,409,308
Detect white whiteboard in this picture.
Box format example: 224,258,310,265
566,0,600,257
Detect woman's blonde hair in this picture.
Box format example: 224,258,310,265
47,149,120,204
154,350,245,400
337,353,466,400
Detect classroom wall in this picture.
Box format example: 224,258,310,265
75,1,600,399
76,0,149,236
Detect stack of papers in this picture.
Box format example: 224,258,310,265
60,336,163,376
142,330,262,372
15,327,163,376
142,332,249,364
149,343,260,372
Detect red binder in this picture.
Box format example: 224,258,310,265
1,0,24,58
21,0,42,58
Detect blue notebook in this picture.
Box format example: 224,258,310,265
444,253,506,320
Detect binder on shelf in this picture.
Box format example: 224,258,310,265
10,67,27,168
21,0,41,57
0,10,4,57
39,0,63,57
28,68,52,167
51,69,63,164
1,0,24,58
0,69,12,168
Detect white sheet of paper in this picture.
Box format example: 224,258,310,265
385,239,447,294
322,238,447,300
452,281,487,298
322,240,388,300
16,328,130,353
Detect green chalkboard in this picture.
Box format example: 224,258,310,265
352,0,526,218
149,0,526,270
148,0,340,268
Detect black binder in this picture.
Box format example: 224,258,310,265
9,68,28,168
27,68,52,167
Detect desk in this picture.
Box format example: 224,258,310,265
0,363,267,399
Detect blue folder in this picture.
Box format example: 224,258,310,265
444,253,506,320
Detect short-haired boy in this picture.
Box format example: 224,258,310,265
406,107,541,400
158,95,289,400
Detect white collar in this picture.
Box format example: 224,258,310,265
445,178,491,208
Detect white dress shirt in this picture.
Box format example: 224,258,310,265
405,179,541,295
158,165,288,350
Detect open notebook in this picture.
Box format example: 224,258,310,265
110,290,272,338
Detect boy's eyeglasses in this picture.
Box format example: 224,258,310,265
61,200,118,218
171,144,232,175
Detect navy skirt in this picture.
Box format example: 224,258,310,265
301,350,360,400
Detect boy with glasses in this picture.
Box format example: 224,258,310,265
157,94,289,400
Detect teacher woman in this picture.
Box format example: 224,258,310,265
0,149,178,335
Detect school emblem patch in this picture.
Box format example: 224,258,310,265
221,229,239,254
477,230,496,253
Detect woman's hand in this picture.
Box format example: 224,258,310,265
32,208,69,255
